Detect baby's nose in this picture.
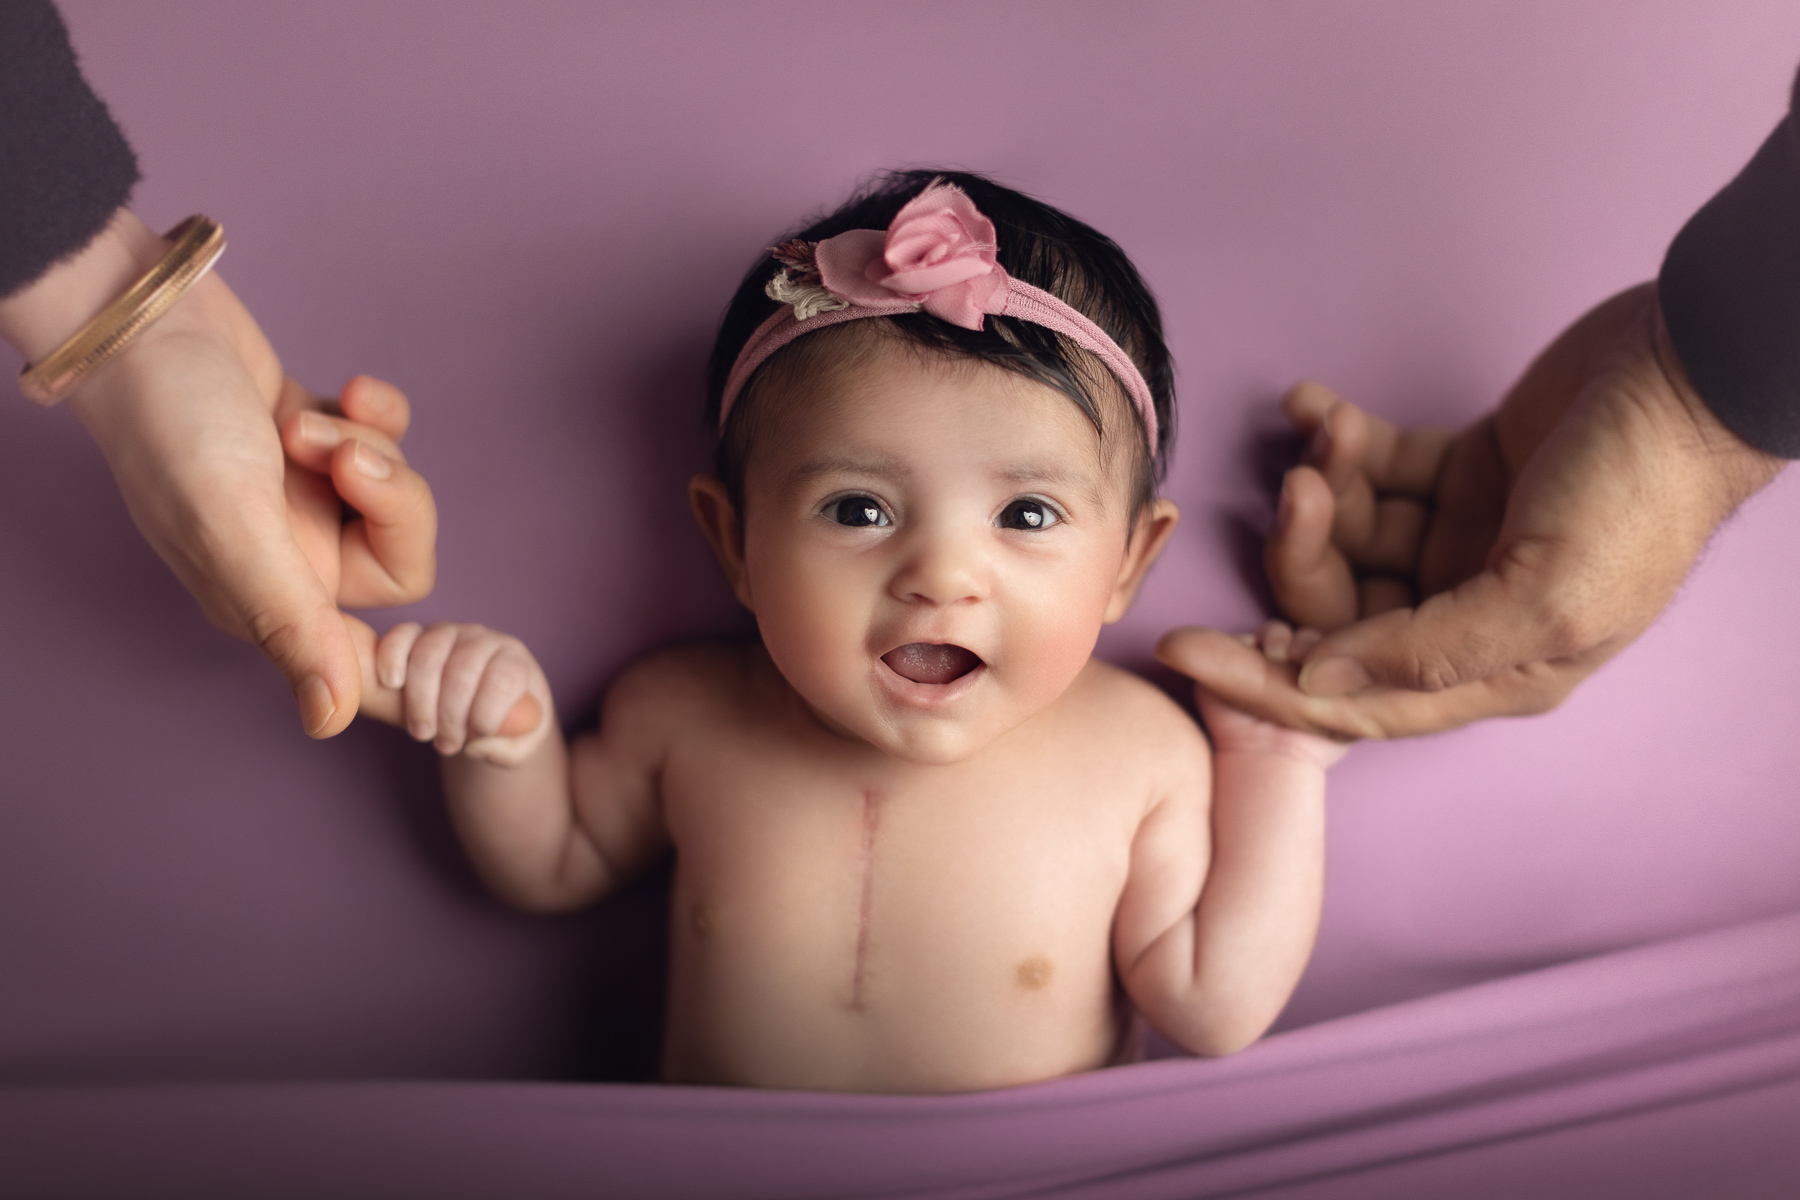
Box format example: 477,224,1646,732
888,528,988,606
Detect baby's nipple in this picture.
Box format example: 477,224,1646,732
882,643,981,685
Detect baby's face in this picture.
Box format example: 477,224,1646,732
704,336,1173,765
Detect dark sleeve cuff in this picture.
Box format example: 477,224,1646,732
1659,69,1800,458
0,0,140,300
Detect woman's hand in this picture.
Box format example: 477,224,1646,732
1,209,438,737
276,373,437,611
1161,283,1785,740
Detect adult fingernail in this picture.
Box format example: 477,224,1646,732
297,675,337,736
353,441,394,480
298,411,340,449
1299,657,1371,697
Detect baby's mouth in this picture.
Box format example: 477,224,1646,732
882,643,983,686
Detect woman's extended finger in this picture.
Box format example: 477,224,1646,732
348,614,404,728
338,374,412,443
327,438,438,608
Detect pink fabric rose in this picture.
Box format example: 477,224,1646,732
815,183,1011,330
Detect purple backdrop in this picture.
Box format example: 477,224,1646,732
3,2,1800,1195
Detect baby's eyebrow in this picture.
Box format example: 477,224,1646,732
998,462,1094,488
788,454,910,484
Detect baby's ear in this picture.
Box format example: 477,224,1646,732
688,474,755,610
1104,499,1179,623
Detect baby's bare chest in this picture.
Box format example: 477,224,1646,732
649,703,1168,1089
662,738,1140,999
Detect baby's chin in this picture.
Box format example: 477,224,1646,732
795,680,1064,767
832,714,1014,766
867,719,1009,767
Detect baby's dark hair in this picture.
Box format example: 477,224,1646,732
704,169,1175,517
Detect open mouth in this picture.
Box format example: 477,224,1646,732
881,642,983,686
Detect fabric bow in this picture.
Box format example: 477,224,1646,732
813,183,1011,330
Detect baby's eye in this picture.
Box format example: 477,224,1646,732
999,498,1060,531
827,495,890,527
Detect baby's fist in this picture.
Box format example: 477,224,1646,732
370,622,552,766
1196,621,1350,769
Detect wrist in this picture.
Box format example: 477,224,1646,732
0,209,167,364
1212,738,1344,774
1650,286,1786,513
60,261,284,439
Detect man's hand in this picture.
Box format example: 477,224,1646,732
1159,282,1785,739
1,209,437,737
1192,622,1351,769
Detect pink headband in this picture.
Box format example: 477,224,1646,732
718,182,1159,448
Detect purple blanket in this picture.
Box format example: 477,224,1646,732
8,914,1800,1197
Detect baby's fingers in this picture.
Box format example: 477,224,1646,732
376,622,424,691
401,623,460,743
463,648,553,767
432,631,511,755
466,648,538,738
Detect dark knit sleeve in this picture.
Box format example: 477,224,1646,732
0,0,140,300
1659,69,1800,458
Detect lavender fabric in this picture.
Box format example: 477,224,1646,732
4,3,1800,1196
7,915,1800,1198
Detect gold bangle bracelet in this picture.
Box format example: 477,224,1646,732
19,215,227,406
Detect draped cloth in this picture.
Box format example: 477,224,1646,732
8,910,1798,1199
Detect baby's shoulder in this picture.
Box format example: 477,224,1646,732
1051,651,1209,813
601,639,763,732
1063,659,1211,781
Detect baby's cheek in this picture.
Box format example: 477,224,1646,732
747,555,872,708
1002,581,1111,705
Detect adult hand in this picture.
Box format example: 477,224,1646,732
1158,282,1785,739
0,209,437,737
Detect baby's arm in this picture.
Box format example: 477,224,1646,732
358,623,670,913
1116,622,1347,1056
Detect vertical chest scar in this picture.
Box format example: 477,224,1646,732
850,789,880,1011
1016,955,1054,991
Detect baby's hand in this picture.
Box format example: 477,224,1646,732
1195,621,1350,769
363,622,553,766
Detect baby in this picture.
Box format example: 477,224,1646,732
354,172,1345,1093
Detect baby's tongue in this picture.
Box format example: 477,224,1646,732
883,643,980,685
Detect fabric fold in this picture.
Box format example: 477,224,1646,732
6,909,1799,1199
